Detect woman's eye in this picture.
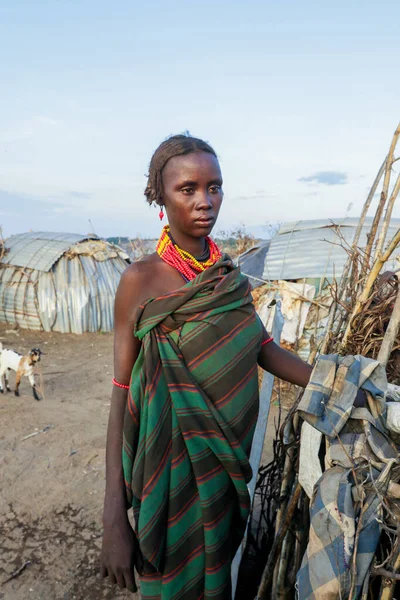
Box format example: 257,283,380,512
182,187,194,194
209,185,221,193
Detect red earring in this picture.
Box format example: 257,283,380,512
159,206,164,221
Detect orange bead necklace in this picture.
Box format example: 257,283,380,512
156,225,221,281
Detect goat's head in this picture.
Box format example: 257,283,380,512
29,348,43,364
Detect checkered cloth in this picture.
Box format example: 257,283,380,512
296,354,399,600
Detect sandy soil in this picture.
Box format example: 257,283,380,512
0,324,136,600
0,324,279,600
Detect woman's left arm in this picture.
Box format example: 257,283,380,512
258,340,312,387
258,339,366,407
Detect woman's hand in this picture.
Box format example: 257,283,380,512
258,337,368,409
100,508,143,594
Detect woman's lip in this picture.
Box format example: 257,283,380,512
195,218,214,225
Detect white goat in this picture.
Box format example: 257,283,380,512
0,343,43,400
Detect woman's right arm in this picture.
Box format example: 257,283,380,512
100,266,144,593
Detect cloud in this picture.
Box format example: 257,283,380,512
0,116,59,145
298,171,348,186
36,116,58,126
0,189,73,214
234,191,277,201
0,126,34,144
0,189,82,237
69,190,92,200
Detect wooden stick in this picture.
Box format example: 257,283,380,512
1,561,31,585
362,170,389,276
271,441,296,592
343,157,386,296
354,157,387,253
20,424,54,441
373,565,400,581
378,552,400,600
375,171,400,261
275,528,294,599
363,123,400,275
273,413,300,541
257,482,302,599
377,284,400,366
373,122,400,261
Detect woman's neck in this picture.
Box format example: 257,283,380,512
167,226,207,257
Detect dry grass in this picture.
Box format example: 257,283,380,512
344,274,400,382
216,225,256,259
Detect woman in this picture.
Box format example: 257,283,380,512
100,134,362,599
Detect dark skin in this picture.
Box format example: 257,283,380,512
100,151,365,593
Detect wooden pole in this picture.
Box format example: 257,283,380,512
374,171,400,260
362,123,400,276
377,284,400,366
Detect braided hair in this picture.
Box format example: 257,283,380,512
144,134,217,207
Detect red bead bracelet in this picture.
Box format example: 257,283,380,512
112,378,130,389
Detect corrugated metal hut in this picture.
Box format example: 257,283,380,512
241,218,400,361
0,231,130,334
262,217,400,284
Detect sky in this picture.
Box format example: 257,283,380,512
1,0,400,240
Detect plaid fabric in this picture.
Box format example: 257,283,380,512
297,354,399,600
122,257,262,600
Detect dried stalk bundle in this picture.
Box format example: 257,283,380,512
343,275,400,382
250,123,400,600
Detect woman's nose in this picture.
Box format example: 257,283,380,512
196,191,213,210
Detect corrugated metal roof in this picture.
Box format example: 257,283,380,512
263,219,400,281
0,237,128,333
1,231,98,272
279,217,400,235
237,241,271,288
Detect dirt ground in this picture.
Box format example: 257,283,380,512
0,324,279,600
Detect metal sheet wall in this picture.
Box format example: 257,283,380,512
2,232,90,271
0,266,42,330
0,255,128,333
263,225,400,281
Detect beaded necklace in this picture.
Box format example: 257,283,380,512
156,225,222,281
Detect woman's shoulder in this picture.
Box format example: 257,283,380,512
119,253,184,309
123,253,160,276
117,254,163,307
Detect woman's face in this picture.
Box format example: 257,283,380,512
161,151,223,238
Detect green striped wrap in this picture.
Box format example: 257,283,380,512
123,257,262,600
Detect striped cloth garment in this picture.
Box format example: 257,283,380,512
122,257,263,600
